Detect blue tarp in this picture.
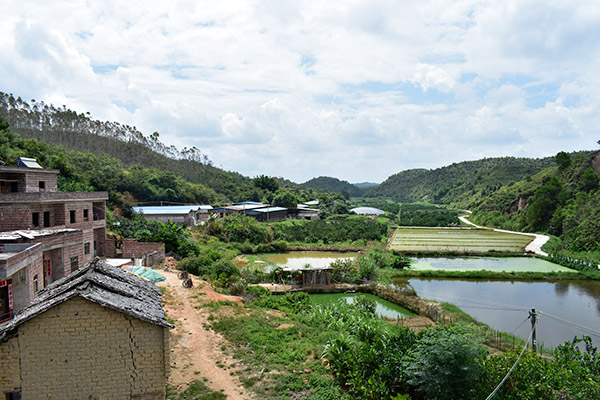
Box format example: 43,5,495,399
124,266,166,283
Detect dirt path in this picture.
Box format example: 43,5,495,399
157,270,251,399
459,214,549,256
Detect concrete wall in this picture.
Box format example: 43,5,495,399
0,297,169,399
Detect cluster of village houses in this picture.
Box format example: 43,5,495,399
0,158,378,399
0,158,172,399
132,198,320,225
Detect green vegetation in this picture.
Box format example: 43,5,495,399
271,215,389,245
471,150,600,261
365,157,557,205
390,227,533,254
208,291,600,399
302,176,367,197
396,203,461,227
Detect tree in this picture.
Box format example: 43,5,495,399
252,175,279,192
579,168,599,192
555,151,572,170
272,190,299,208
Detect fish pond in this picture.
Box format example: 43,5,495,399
410,256,574,272
394,278,600,349
310,293,415,319
260,251,357,271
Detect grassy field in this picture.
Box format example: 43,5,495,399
389,227,533,254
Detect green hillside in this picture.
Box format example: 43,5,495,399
470,151,600,253
365,157,558,205
0,92,255,201
302,176,367,197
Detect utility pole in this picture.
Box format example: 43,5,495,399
530,308,537,353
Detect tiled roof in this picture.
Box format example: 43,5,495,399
0,258,172,338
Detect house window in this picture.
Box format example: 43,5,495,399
84,242,90,255
70,210,76,223
70,256,79,272
43,211,50,228
33,275,38,293
32,212,40,227
83,209,89,221
38,181,45,191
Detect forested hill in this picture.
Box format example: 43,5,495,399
302,176,369,197
365,157,559,205
471,150,600,252
0,92,254,201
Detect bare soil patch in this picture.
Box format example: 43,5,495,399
157,269,251,399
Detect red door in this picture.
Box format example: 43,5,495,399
43,254,51,287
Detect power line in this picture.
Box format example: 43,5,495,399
538,311,600,338
485,316,536,400
411,290,529,312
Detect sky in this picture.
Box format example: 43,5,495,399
2,1,600,184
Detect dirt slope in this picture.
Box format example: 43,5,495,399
157,270,251,399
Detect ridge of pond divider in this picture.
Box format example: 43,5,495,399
390,269,600,281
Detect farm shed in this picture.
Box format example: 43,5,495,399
132,205,213,226
0,258,172,400
244,206,288,222
300,267,331,287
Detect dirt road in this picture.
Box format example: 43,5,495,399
157,270,251,399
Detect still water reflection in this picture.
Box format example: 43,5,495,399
393,278,600,348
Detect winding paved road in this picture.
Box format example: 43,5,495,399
458,214,550,256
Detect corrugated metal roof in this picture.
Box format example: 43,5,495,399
245,207,287,213
0,258,172,338
350,207,385,215
133,205,212,215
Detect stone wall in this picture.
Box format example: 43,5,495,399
0,297,169,399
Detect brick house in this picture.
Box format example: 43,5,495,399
0,162,108,321
0,258,172,399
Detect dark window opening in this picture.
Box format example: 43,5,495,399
33,275,38,293
4,391,22,400
32,212,40,227
83,209,89,221
38,181,45,191
69,210,76,224
70,256,79,272
84,242,90,255
43,211,50,228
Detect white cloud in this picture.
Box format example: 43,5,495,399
1,0,599,183
413,63,455,93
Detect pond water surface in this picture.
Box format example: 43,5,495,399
260,251,358,270
395,278,600,349
310,293,415,318
410,257,573,272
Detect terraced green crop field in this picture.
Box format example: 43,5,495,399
389,227,533,253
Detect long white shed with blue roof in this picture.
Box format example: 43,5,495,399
132,205,213,226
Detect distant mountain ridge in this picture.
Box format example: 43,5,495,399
301,176,369,197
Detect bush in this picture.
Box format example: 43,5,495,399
403,327,487,400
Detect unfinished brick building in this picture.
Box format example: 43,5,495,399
0,161,108,322
0,258,172,399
